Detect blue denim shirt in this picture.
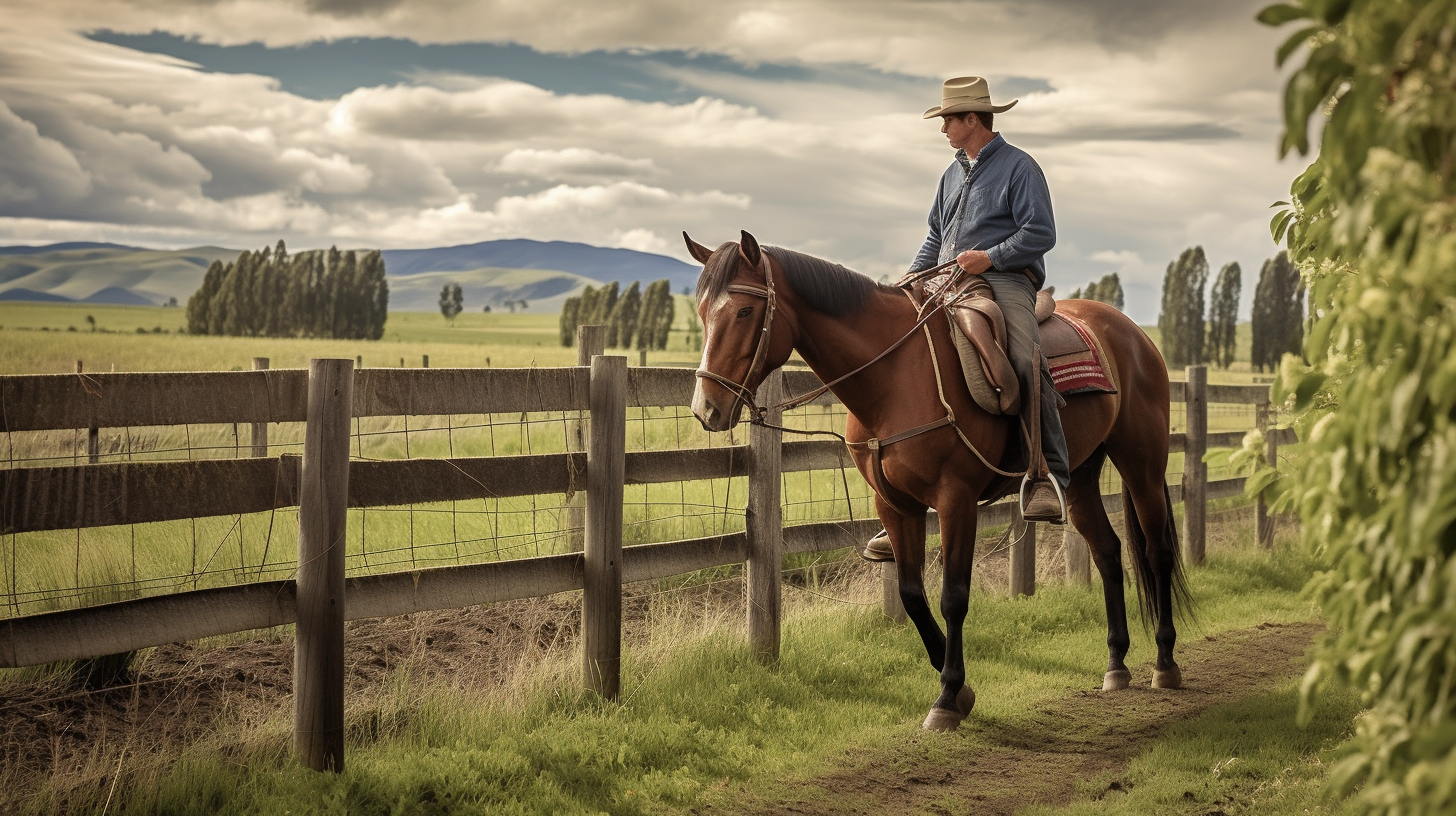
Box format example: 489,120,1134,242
909,134,1056,288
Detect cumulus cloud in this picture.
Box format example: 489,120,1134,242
495,148,658,182
0,101,91,211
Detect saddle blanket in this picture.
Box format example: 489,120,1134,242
1046,313,1116,396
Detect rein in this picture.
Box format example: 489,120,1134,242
694,255,1024,485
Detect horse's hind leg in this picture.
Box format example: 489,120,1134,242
1113,453,1184,690
1066,448,1133,691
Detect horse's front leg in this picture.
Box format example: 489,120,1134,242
876,497,945,669
923,502,977,732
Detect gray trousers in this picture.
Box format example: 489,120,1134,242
980,271,1071,490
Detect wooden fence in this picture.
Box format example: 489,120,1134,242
0,358,1289,771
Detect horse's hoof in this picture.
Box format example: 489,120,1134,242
1152,665,1183,689
956,685,977,716
922,705,964,732
1102,669,1131,691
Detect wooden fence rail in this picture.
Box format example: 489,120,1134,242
1,359,1290,772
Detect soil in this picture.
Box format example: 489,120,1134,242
711,620,1324,816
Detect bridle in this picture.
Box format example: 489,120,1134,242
692,252,781,423
693,251,961,425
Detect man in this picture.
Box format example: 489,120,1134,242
863,76,1069,561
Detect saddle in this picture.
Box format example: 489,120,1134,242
911,276,1117,417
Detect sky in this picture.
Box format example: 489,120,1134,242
0,0,1306,323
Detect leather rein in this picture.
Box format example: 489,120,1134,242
692,254,1024,492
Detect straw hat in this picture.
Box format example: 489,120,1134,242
922,76,1018,119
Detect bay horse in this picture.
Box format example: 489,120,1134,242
686,230,1190,732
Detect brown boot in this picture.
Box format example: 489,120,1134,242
1022,479,1066,524
859,529,895,562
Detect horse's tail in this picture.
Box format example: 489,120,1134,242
1121,481,1196,630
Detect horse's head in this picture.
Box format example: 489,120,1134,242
685,229,797,432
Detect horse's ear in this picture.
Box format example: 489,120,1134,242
683,232,713,264
738,230,762,269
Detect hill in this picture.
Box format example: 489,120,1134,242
381,239,698,295
0,240,699,311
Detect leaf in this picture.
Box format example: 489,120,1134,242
1256,3,1309,26
1276,25,1321,67
1294,372,1327,410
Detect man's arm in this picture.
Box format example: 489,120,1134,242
985,162,1056,271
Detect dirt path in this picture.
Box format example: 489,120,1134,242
716,620,1323,816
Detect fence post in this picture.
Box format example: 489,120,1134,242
422,354,429,368
77,361,99,464
1183,365,1207,566
747,369,784,662
1010,512,1036,597
295,358,353,773
583,354,626,699
1063,527,1091,586
881,562,907,623
251,357,270,457
568,326,607,552
1255,395,1276,549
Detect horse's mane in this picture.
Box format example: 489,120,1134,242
695,243,892,317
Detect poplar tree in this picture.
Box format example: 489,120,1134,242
559,296,581,346
1156,246,1209,367
1207,261,1241,369
187,260,225,334
635,281,664,351
1250,251,1302,372
614,281,642,349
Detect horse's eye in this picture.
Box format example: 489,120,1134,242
736,306,753,318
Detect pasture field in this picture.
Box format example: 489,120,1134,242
0,299,705,374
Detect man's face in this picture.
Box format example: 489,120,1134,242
940,113,978,151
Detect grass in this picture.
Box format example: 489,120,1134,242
1024,681,1360,816
0,298,706,374
4,528,1350,816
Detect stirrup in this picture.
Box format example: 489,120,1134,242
1019,474,1067,524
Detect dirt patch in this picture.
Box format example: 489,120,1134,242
713,620,1323,816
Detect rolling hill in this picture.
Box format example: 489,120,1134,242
0,240,700,312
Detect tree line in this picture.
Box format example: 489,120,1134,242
1156,247,1302,370
186,241,388,339
1067,272,1125,310
558,279,676,350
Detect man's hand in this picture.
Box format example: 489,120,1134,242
956,249,993,275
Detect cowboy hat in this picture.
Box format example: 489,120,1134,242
922,76,1018,118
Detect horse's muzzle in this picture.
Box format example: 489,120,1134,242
691,379,740,432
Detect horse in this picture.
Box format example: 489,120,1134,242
685,230,1191,732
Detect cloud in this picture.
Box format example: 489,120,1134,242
495,148,658,182
0,101,91,210
0,0,1301,322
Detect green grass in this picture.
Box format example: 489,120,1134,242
12,538,1346,816
1024,681,1360,816
0,297,705,374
